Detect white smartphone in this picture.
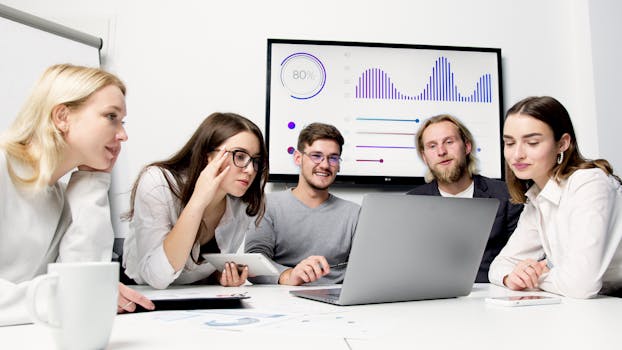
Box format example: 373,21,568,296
485,295,561,307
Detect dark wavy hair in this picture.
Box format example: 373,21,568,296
125,112,268,223
504,96,620,203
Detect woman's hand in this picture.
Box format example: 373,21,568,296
162,149,231,272
117,282,155,313
78,147,121,173
503,259,549,291
190,148,231,209
219,262,248,287
78,163,114,173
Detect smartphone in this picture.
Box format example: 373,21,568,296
485,295,561,307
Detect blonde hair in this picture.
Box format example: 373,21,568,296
0,64,126,191
416,114,479,182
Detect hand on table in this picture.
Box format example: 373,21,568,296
117,283,155,313
504,259,549,291
279,255,330,286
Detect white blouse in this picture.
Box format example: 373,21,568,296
0,151,114,326
489,168,622,298
122,166,254,289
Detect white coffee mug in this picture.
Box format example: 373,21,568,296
26,262,119,350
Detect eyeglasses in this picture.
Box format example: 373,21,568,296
217,149,263,171
302,151,342,166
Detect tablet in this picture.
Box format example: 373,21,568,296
132,286,250,312
201,253,279,276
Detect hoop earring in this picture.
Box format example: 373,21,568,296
557,151,564,165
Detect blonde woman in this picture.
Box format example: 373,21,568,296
0,64,153,326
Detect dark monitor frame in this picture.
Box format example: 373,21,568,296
265,38,504,186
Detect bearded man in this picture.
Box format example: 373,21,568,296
407,114,523,282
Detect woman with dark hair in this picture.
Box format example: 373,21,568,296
489,96,622,298
122,112,268,289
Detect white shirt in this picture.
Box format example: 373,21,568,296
0,151,114,326
489,168,622,298
438,180,475,198
122,166,254,289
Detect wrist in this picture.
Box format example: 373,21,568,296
278,269,291,285
184,197,208,217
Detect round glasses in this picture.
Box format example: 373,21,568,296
302,151,341,166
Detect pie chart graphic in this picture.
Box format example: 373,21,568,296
280,52,326,99
205,317,259,327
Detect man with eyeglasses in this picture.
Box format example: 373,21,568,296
245,123,360,285
407,114,523,282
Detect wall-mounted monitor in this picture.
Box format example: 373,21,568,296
265,39,503,185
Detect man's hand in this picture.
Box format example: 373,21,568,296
278,256,330,286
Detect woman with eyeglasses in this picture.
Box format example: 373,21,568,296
122,112,268,288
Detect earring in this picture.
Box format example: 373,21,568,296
557,151,564,165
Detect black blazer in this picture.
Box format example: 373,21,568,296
406,175,523,283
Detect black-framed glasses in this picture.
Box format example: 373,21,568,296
217,149,263,171
302,151,341,166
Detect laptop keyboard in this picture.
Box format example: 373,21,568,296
306,288,342,303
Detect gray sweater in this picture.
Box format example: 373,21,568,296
245,190,360,285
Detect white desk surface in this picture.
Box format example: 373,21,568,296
2,283,621,349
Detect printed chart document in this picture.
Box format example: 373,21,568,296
129,285,391,339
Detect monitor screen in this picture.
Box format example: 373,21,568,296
265,39,503,185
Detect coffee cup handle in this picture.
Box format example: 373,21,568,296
26,272,59,327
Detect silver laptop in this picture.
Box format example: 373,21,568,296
290,194,499,305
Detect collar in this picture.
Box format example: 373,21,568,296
439,180,474,198
288,187,333,209
526,177,563,206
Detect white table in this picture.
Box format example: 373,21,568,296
2,284,621,349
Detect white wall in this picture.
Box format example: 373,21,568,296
3,0,616,236
589,0,622,172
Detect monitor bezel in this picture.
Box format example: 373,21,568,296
265,38,504,186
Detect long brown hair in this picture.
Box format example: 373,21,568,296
504,96,620,203
125,112,268,223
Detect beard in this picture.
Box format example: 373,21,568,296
430,156,468,184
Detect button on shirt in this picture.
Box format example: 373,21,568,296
489,168,622,298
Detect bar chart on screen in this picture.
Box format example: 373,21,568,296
267,39,504,183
